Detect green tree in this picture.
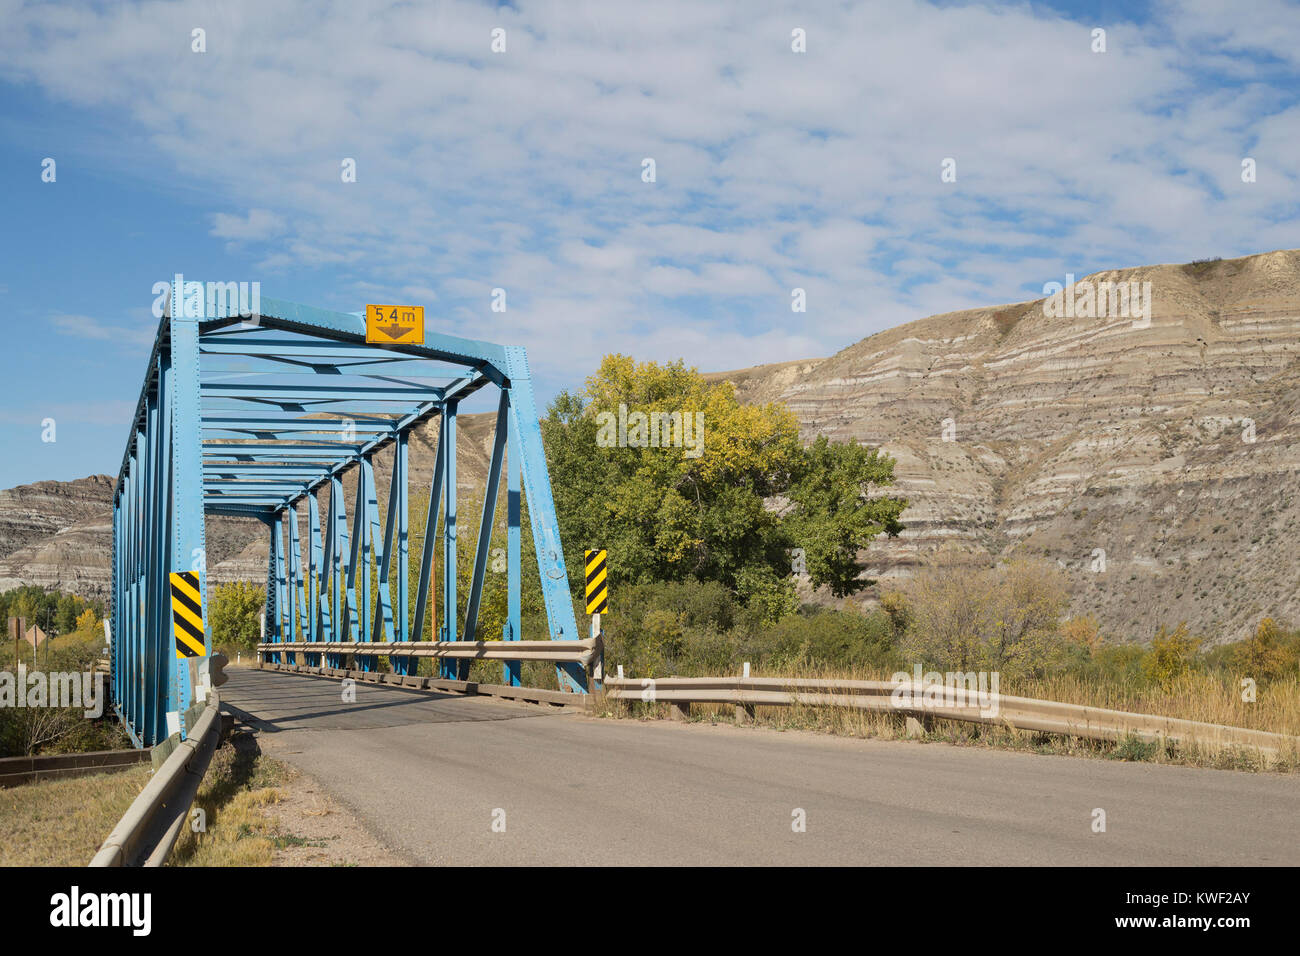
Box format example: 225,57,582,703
784,435,905,597
208,581,266,652
54,595,79,635
542,355,905,617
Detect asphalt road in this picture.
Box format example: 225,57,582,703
221,667,1299,866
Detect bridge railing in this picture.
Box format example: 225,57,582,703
602,676,1300,756
256,637,601,669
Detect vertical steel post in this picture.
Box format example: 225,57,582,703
289,503,304,661
307,492,322,665
145,373,164,742
351,468,365,647
441,399,458,678
351,461,372,669
462,390,508,679
268,515,283,663
329,474,347,668
396,432,409,662
111,495,122,722
504,393,522,687
168,305,207,735
412,414,445,646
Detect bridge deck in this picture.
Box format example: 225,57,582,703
221,666,551,733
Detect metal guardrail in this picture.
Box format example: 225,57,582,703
257,637,601,667
89,691,222,867
0,748,151,789
261,660,590,708
602,676,1300,755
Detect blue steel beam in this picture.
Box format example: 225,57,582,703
306,493,322,665
343,467,364,651
289,502,305,648
504,392,522,686
411,414,445,644
329,474,348,667
396,433,410,644
441,399,458,679
168,309,207,735
503,346,584,693
461,390,509,679
202,385,446,401
209,298,511,377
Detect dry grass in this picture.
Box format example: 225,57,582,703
1009,671,1300,736
0,765,151,866
595,663,1300,773
169,735,293,867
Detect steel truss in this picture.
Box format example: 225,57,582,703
112,286,586,747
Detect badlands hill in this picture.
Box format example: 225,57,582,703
709,249,1300,643
3,249,1298,644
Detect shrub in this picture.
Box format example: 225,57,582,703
1229,617,1298,683
898,559,1070,678
743,608,898,672
1141,623,1201,689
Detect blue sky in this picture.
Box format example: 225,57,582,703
0,0,1297,489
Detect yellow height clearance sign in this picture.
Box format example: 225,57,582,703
365,304,425,345
170,571,206,659
584,549,608,615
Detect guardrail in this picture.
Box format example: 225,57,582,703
89,691,222,867
259,660,590,708
602,676,1300,755
257,637,601,668
0,748,152,789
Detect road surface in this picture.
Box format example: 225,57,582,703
221,667,1299,866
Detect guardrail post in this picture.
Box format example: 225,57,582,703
736,663,753,722
669,701,691,721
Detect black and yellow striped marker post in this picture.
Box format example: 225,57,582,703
170,571,206,659
584,549,608,615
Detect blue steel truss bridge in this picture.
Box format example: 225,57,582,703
111,287,595,748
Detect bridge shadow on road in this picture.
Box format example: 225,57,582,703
219,666,553,733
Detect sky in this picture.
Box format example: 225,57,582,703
0,0,1297,489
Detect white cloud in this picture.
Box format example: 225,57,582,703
49,314,154,347
211,208,285,240
1,0,1296,388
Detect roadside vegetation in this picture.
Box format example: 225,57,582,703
0,589,128,758
0,764,150,866
594,569,1300,771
